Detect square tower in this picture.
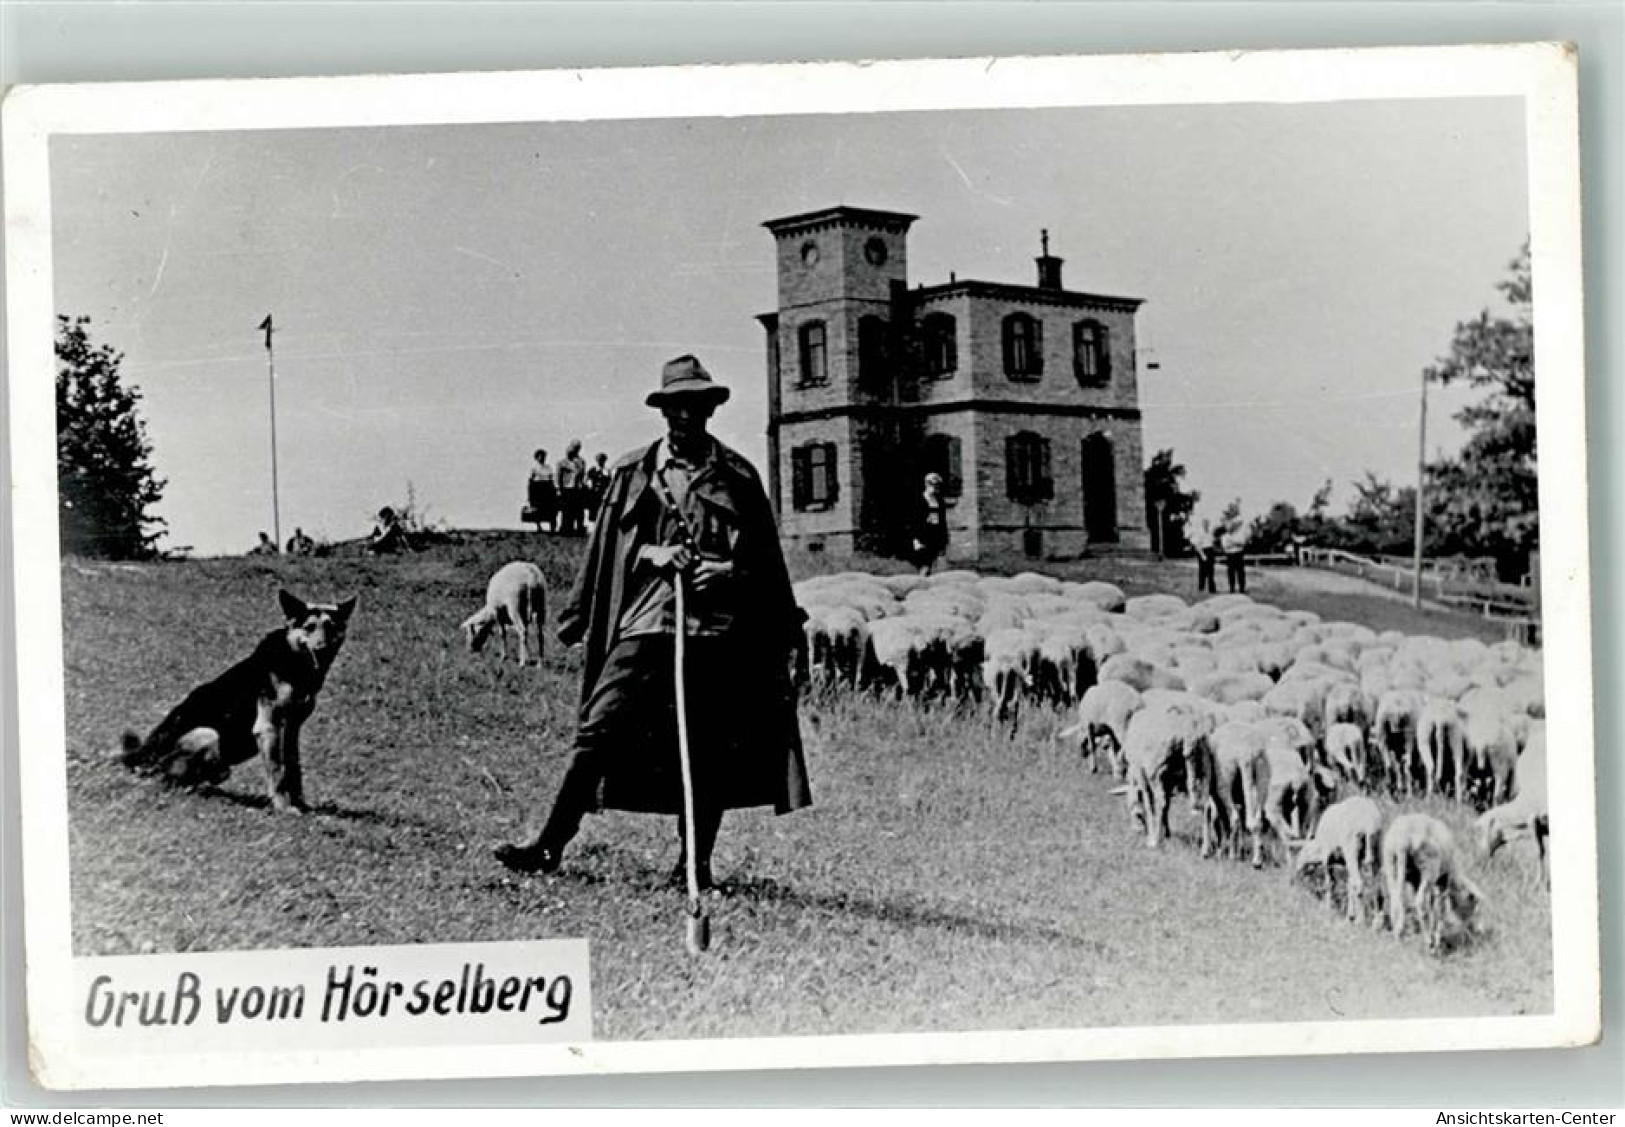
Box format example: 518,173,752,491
762,206,919,555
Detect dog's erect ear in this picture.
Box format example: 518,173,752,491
278,589,310,623
334,596,358,624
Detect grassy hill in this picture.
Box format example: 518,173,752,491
57,533,1551,1039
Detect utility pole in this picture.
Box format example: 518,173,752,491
258,314,282,551
1411,370,1428,609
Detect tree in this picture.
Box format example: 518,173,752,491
1423,242,1537,579
1143,448,1199,556
56,316,166,558
1247,500,1301,554
1336,472,1418,557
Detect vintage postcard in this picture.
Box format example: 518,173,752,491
2,44,1597,1090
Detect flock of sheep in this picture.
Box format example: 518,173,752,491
793,567,1550,955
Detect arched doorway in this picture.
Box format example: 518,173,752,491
1081,433,1118,543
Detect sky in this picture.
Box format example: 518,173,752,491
49,98,1528,556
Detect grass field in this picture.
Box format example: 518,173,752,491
58,534,1552,1040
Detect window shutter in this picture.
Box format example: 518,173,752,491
1005,434,1019,500
1039,437,1054,502
946,435,963,497
825,443,840,503
1099,325,1112,381
791,446,809,511
1031,318,1044,375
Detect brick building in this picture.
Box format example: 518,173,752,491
759,205,1150,563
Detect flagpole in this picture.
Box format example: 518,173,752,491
260,315,281,551
1412,369,1427,609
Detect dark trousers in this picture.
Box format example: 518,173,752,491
527,634,729,872
537,752,723,873
1196,555,1216,593
1225,552,1247,593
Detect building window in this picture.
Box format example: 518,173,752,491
858,315,889,389
791,442,839,511
922,313,957,376
924,433,963,499
1074,320,1110,386
1003,313,1043,380
797,321,828,387
1006,431,1053,504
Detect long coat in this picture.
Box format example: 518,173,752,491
556,437,811,815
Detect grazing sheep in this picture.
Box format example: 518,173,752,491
1124,593,1188,621
863,617,931,698
1257,735,1322,853
1460,707,1519,809
1323,721,1373,786
803,603,868,687
982,627,1041,722
1254,714,1315,766
1262,679,1327,738
460,561,547,666
1224,700,1267,724
1382,813,1484,952
1206,720,1270,867
1120,706,1214,851
1059,679,1142,774
1292,796,1386,926
1097,654,1186,693
1189,670,1275,706
1322,681,1370,733
1374,689,1427,796
1070,580,1127,613
1475,722,1549,884
1416,697,1466,799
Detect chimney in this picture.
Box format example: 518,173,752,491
1035,228,1064,290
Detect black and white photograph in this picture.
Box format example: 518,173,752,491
2,44,1599,1089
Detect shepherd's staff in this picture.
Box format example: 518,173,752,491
652,463,712,955
673,569,710,955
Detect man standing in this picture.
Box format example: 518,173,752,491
1193,521,1217,594
584,451,611,524
495,356,811,890
556,439,589,535
1223,526,1248,594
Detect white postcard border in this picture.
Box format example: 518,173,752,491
3,43,1597,1090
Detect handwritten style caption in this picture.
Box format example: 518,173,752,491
74,940,591,1052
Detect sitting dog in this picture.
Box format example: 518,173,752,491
119,589,357,813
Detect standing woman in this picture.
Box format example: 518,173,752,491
910,472,950,576
528,448,558,532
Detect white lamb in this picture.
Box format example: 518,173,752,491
1292,796,1386,926
982,627,1041,721
1059,679,1141,775
460,560,548,666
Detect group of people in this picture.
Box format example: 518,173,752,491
247,527,317,557
1193,521,1248,594
527,441,611,535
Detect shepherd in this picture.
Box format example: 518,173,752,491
495,355,811,892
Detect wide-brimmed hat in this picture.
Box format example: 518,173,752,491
646,354,731,408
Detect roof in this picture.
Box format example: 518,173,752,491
913,278,1145,312
762,205,919,237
